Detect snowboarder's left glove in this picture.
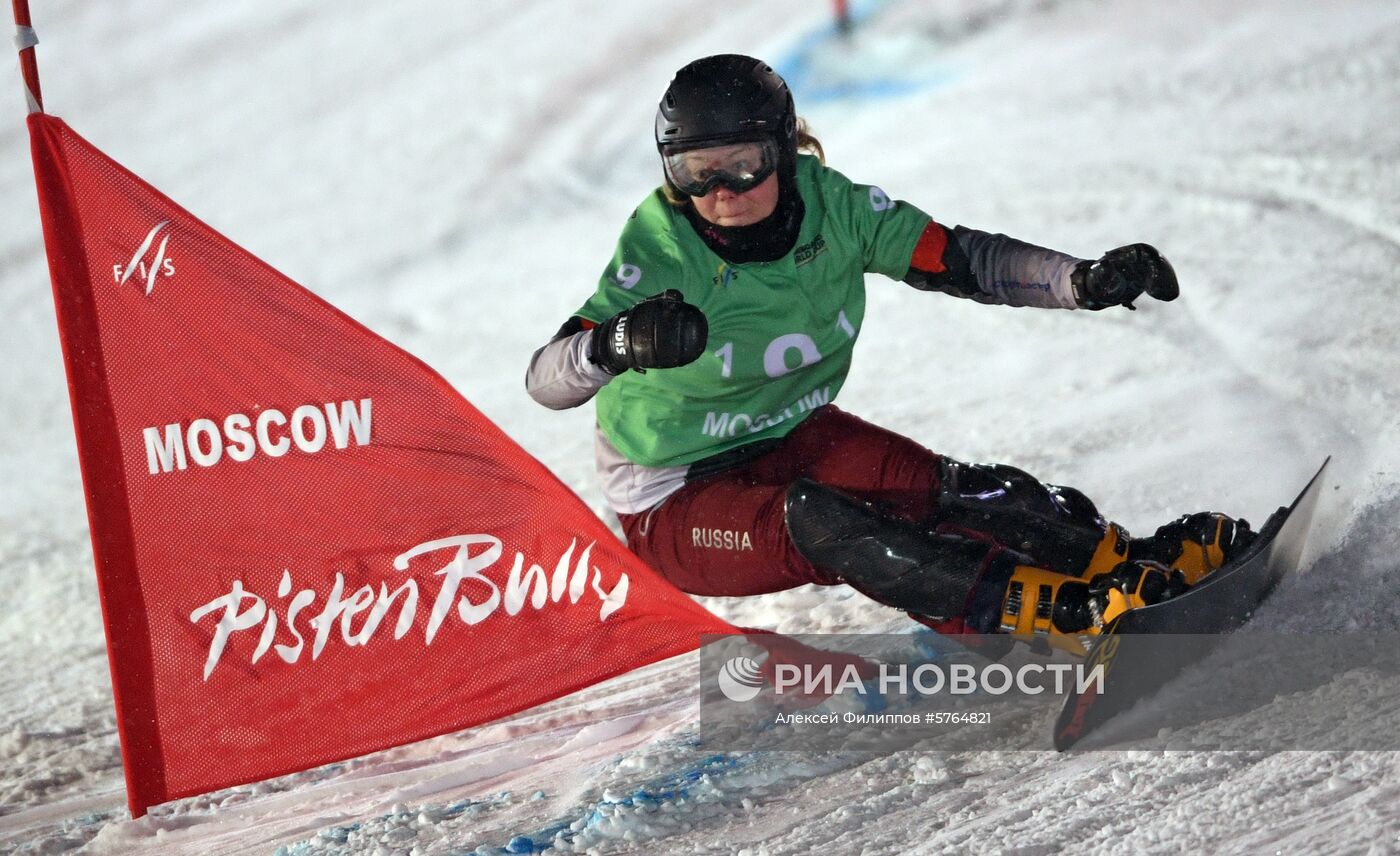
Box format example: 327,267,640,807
588,289,708,375
1071,243,1179,310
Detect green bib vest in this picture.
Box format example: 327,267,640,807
576,156,931,468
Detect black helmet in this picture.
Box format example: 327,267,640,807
655,55,796,163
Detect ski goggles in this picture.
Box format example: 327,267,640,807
661,138,779,197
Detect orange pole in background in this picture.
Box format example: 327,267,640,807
12,0,44,111
834,0,853,37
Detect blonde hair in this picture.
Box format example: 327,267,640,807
795,118,825,163
662,118,825,207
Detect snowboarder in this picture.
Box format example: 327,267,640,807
526,54,1252,652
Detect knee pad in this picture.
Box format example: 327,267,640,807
935,460,1107,572
784,478,994,620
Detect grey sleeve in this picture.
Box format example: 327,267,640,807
525,329,615,410
953,226,1082,309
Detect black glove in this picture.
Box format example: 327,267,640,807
588,289,708,375
1071,243,1179,310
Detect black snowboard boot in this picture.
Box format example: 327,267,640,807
1128,512,1255,585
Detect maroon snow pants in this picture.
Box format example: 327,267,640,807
617,406,944,597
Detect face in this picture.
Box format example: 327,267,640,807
690,171,780,227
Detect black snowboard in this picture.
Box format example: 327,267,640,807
1053,458,1330,750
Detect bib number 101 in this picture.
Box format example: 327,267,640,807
714,312,856,379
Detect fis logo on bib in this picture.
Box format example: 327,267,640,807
114,220,176,295
717,656,764,702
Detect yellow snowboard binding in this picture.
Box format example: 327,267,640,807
997,513,1252,655
997,558,1187,654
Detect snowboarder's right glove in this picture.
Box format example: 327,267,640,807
1071,243,1179,310
588,289,708,375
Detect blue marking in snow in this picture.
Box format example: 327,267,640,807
320,823,358,844
282,797,506,853
276,832,346,856
774,0,958,105
911,626,956,662
485,749,753,853
440,798,474,819
280,634,953,855
861,679,889,713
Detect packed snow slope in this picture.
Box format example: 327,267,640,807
3,0,1400,852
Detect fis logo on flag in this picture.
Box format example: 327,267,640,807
113,220,175,294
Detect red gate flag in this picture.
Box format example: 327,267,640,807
27,113,737,817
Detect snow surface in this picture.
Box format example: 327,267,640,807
3,0,1400,852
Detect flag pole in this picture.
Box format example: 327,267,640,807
11,0,44,112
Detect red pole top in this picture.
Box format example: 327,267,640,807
12,0,44,112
